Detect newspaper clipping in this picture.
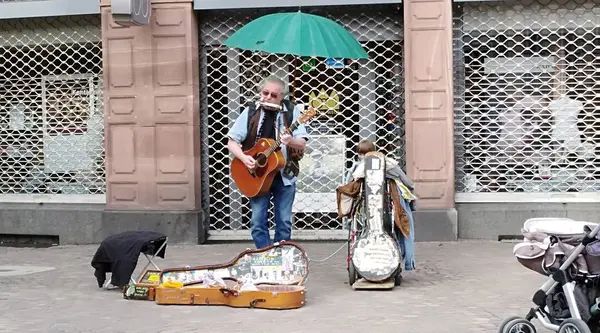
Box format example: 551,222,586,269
293,134,346,213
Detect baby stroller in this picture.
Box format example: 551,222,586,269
499,217,600,333
338,152,408,288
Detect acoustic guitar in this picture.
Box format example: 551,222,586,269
350,151,401,282
231,107,316,198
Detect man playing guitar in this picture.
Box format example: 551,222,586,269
227,75,309,249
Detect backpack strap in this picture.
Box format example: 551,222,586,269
246,100,257,128
282,99,295,128
241,100,260,151
280,99,305,180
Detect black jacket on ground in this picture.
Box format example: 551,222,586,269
91,231,167,288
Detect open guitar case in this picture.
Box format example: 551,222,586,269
123,241,309,310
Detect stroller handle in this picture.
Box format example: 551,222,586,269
540,222,600,294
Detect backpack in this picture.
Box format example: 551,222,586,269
243,99,305,179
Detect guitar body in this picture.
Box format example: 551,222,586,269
351,152,401,282
231,138,286,198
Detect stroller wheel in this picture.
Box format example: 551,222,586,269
498,316,521,333
499,317,536,333
558,318,592,333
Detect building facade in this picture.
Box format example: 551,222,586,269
0,0,596,245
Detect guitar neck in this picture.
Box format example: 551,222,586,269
265,120,301,155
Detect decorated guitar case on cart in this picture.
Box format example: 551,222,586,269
350,151,401,283
154,241,309,310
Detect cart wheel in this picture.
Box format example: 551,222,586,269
394,268,402,286
558,319,592,333
348,259,357,286
394,274,402,286
499,318,537,333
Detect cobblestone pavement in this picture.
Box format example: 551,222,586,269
0,240,555,333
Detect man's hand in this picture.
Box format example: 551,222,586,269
242,155,256,169
280,133,292,145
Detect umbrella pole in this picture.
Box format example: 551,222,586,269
290,55,297,103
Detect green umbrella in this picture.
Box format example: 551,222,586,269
223,11,369,59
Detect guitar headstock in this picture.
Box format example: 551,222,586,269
297,107,317,124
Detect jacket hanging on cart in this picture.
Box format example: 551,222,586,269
91,231,167,288
389,181,416,271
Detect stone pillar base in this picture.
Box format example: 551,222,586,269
413,209,457,242
0,203,208,245
102,210,208,244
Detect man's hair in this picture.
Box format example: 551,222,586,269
357,139,377,155
259,75,289,97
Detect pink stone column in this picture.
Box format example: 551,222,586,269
403,0,455,210
100,0,201,210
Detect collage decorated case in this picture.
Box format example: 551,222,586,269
154,241,309,309
351,151,401,282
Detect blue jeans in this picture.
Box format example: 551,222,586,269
249,174,296,249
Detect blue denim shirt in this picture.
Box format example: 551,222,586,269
227,102,309,186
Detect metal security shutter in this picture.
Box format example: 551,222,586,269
0,15,104,197
454,0,599,195
198,5,405,240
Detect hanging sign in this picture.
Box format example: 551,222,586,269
309,89,340,115
301,58,317,72
325,58,345,69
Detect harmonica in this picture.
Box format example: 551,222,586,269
259,101,283,110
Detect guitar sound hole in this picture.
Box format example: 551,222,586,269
255,153,268,168
246,153,268,178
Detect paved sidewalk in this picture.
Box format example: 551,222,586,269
0,240,552,333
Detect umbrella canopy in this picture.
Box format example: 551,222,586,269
223,11,369,59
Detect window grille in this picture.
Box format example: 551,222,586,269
0,16,104,196
198,5,405,238
454,0,599,194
